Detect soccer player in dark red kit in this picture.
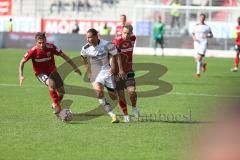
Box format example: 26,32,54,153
115,14,127,37
231,16,240,72
113,24,140,122
19,32,81,115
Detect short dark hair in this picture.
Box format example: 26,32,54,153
123,24,133,33
87,28,98,36
200,13,206,18
120,14,127,20
35,32,46,41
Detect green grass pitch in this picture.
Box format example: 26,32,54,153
0,48,239,160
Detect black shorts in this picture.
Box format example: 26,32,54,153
155,37,164,45
115,71,136,90
36,71,64,89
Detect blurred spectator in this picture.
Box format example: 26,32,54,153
101,0,118,8
170,0,181,28
72,21,80,34
100,23,111,35
152,15,165,56
6,18,13,32
84,0,91,10
77,0,84,12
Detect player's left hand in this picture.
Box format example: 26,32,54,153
118,70,126,80
74,68,82,76
19,75,25,86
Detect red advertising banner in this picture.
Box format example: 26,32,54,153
0,0,12,16
41,19,120,35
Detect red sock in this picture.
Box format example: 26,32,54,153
49,90,60,110
119,99,128,115
130,93,137,107
235,53,239,67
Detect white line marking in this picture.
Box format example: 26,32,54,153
0,83,239,98
0,83,19,87
170,92,240,98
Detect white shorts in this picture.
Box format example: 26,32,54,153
194,41,208,57
90,69,115,89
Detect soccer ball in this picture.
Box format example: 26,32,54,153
58,109,73,122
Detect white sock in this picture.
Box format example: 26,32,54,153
200,60,203,67
98,97,113,114
196,61,201,74
107,111,115,117
98,98,107,106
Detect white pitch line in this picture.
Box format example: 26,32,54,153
170,92,240,98
0,83,44,88
0,83,19,87
0,83,239,98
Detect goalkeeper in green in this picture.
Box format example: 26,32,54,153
153,15,165,56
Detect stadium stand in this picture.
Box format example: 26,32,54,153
11,0,239,20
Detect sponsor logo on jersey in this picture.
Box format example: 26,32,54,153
121,47,133,53
34,57,52,62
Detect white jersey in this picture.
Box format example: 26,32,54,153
81,39,118,73
81,39,118,88
192,23,212,43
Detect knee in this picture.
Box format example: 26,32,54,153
110,94,117,101
96,91,103,99
48,85,55,91
128,88,136,96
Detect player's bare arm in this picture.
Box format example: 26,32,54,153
192,33,198,41
59,52,81,75
19,58,27,86
116,54,125,79
81,56,91,81
109,55,116,76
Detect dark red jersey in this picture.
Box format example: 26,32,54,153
113,34,136,73
24,43,63,75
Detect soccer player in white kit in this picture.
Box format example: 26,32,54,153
81,28,125,123
192,13,213,78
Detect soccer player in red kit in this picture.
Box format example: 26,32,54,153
231,17,240,72
113,24,140,122
19,32,81,115
115,14,127,37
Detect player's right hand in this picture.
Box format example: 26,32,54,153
74,68,82,76
193,37,198,41
118,70,126,80
19,75,25,86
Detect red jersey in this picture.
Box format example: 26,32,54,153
236,26,240,45
113,34,136,73
24,43,63,75
115,24,124,37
